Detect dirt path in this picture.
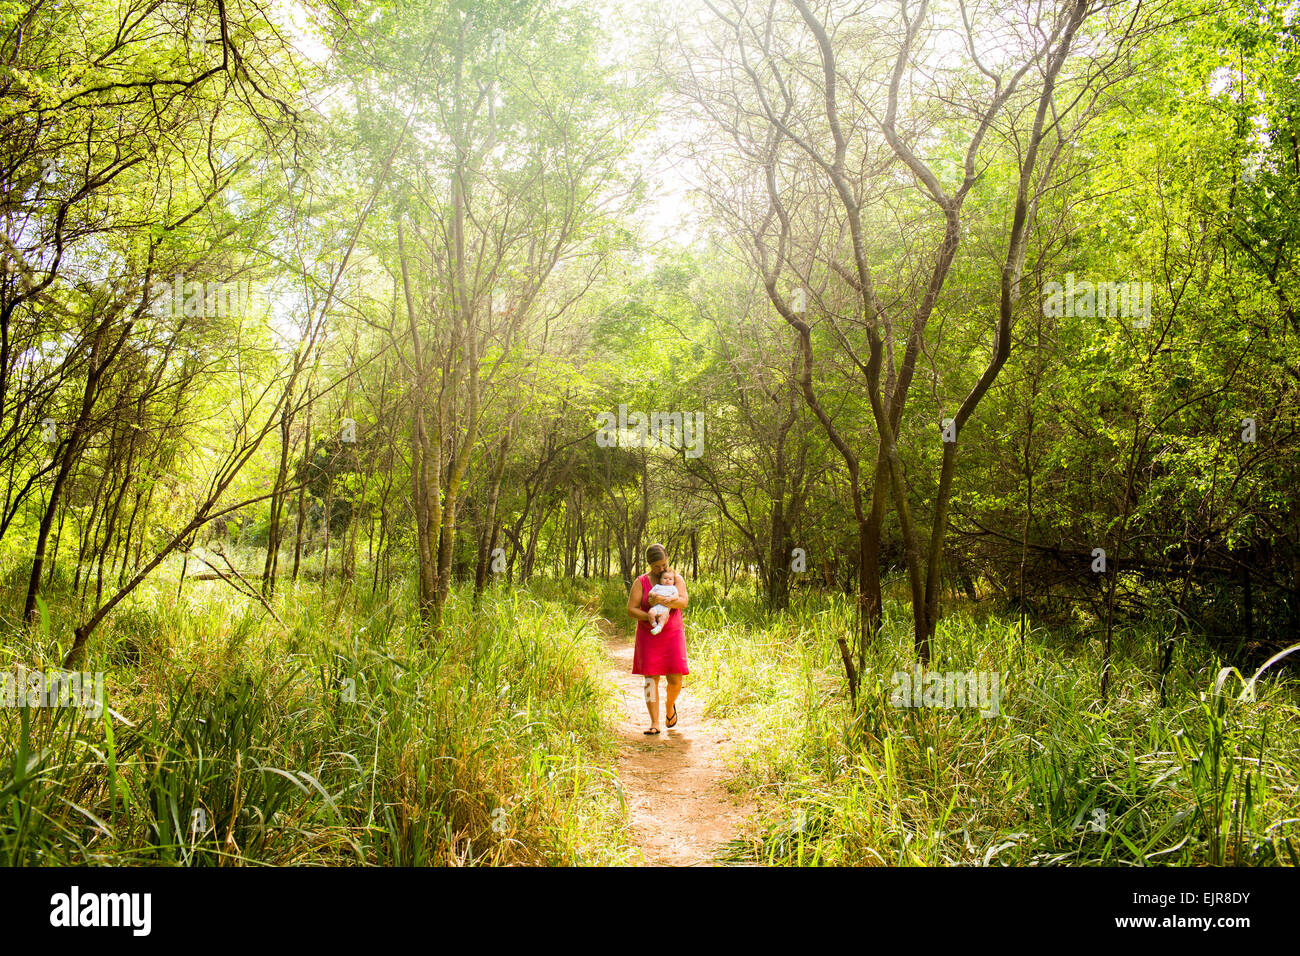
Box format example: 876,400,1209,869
599,620,756,866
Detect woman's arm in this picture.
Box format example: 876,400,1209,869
627,579,652,622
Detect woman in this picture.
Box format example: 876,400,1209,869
627,542,689,735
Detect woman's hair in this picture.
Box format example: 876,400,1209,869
646,543,667,565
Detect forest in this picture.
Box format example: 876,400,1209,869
1,0,1298,869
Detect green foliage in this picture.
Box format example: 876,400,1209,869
0,578,635,865
692,587,1300,867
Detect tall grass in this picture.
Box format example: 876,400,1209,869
4,560,1297,866
0,568,636,865
674,578,1300,866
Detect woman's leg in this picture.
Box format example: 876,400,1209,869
643,675,661,731
664,674,683,725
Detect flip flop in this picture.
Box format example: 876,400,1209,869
643,728,660,735
667,704,677,728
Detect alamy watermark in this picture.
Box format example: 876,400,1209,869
890,666,1002,718
49,886,150,936
149,273,257,319
1043,274,1152,328
595,404,705,458
2,233,259,320
1,667,104,718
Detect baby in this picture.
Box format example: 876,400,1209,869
647,568,679,635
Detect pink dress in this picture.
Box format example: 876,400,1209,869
631,573,689,676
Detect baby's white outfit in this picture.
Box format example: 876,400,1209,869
647,583,678,634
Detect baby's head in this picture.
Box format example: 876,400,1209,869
659,568,676,587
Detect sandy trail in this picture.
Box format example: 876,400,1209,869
599,620,755,866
